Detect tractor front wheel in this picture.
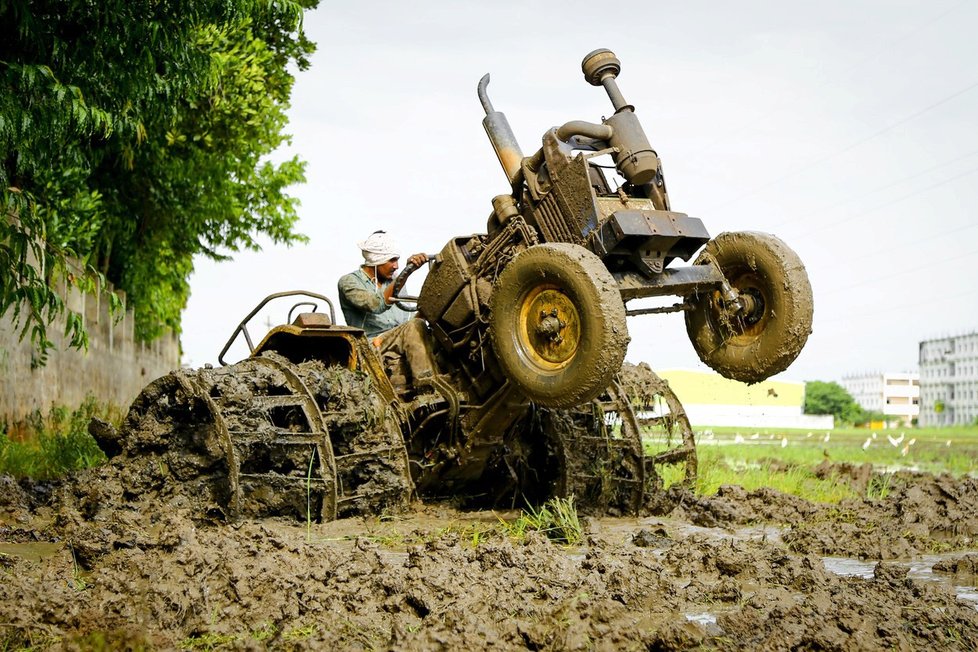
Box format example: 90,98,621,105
490,243,629,408
685,231,813,383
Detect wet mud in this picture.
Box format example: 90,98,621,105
3,462,978,650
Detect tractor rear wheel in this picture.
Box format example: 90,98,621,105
110,354,413,521
539,363,696,515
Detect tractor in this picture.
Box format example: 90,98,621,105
101,49,812,521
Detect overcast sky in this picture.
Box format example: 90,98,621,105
181,0,978,382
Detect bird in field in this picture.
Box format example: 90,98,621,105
887,433,904,447
862,437,872,450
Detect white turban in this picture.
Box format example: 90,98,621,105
358,231,400,266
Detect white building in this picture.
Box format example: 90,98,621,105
840,372,919,427
919,332,978,426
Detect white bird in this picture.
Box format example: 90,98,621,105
862,437,872,450
946,440,952,447
780,437,788,448
887,433,904,447
901,444,910,457
823,432,831,443
735,434,745,443
872,433,878,440
806,432,813,438
907,438,916,447
750,433,760,440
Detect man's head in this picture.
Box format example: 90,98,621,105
358,230,400,281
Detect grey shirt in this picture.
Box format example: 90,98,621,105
337,268,411,338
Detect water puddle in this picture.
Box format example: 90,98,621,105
685,611,716,625
821,556,874,579
0,542,63,562
823,553,978,610
684,610,725,635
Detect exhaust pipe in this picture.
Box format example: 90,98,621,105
478,74,524,185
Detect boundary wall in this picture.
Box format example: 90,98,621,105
1,271,180,424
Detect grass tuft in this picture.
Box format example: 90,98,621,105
500,496,583,545
0,397,118,479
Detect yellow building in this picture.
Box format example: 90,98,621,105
657,369,834,429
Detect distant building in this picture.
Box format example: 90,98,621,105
658,369,833,429
840,372,919,427
919,332,978,426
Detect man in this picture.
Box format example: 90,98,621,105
337,230,428,339
338,230,436,389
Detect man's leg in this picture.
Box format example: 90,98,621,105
376,319,437,385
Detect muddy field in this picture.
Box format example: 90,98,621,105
2,460,978,651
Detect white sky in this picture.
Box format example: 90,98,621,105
181,0,978,382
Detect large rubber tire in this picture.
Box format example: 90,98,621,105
685,231,813,383
489,243,628,408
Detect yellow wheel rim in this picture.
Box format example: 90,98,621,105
515,285,582,370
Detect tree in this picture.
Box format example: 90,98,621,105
1,0,318,360
803,381,866,425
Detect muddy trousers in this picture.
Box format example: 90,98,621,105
374,318,438,389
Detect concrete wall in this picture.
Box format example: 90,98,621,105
0,273,180,423
682,404,834,429
658,369,834,429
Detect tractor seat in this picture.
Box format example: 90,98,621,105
292,312,332,328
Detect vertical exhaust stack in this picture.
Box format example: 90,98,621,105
479,74,524,185
582,49,663,196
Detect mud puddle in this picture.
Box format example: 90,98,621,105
589,515,784,547
824,553,978,611
0,541,62,562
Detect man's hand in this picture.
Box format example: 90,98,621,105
405,253,428,268
384,253,429,305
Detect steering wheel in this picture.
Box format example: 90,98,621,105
391,256,434,312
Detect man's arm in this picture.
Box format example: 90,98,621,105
338,273,388,315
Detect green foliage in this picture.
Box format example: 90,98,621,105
1,0,317,359
0,397,117,478
803,380,865,424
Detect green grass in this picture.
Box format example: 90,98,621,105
651,424,978,504
0,397,118,479
499,496,583,545
696,425,978,475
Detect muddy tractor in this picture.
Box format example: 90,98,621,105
107,49,812,522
